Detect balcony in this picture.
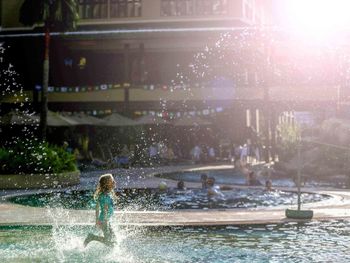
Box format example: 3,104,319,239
77,0,262,26
0,0,264,29
78,0,142,19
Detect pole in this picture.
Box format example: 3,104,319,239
124,43,130,113
263,39,271,163
297,141,301,211
40,23,50,141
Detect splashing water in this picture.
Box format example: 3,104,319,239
0,44,38,130
0,44,76,176
0,43,40,158
42,207,137,263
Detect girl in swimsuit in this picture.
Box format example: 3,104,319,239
84,173,117,247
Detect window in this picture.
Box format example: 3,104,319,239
161,0,227,16
196,0,212,15
161,0,193,16
78,0,142,19
110,0,142,18
212,0,227,15
244,2,253,20
78,0,108,19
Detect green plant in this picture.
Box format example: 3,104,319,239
276,123,300,161
0,141,77,174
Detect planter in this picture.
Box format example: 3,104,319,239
285,209,314,219
0,170,80,189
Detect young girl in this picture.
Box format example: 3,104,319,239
84,173,117,247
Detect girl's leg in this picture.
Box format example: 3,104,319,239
84,223,115,247
84,233,106,247
101,223,116,247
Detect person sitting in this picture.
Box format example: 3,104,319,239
177,180,186,190
62,141,73,153
247,171,262,186
206,177,224,197
73,148,84,161
166,146,176,163
149,143,159,163
88,150,108,167
201,173,208,189
117,145,130,168
265,179,273,191
158,181,168,192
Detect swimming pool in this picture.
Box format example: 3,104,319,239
157,169,295,187
9,188,328,210
1,220,349,262
158,168,348,188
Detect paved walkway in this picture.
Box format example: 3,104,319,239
1,164,350,226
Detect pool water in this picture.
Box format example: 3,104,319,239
159,169,348,188
0,221,349,262
158,169,296,187
9,188,328,210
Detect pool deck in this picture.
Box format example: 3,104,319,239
1,164,350,226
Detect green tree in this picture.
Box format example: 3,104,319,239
19,0,79,140
276,122,301,160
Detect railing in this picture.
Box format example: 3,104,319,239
160,0,228,17
78,0,142,19
78,0,231,20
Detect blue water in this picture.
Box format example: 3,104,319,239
0,220,349,262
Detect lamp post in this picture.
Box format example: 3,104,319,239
296,141,302,211
263,35,271,163
285,136,314,219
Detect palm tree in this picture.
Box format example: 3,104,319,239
19,0,79,140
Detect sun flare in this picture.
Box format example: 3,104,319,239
284,0,350,41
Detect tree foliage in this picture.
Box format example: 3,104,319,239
0,141,77,174
19,0,79,31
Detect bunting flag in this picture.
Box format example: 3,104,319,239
35,82,211,93
57,107,225,118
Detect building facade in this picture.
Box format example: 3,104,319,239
0,0,342,150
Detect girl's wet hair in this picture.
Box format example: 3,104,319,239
94,173,116,200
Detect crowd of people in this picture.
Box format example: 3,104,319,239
63,136,264,171
55,121,267,175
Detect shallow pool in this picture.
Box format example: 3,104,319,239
158,169,348,188
0,220,349,262
158,169,295,187
9,188,328,210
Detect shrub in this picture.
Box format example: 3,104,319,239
0,141,77,174
276,123,300,161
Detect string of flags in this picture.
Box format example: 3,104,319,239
62,107,224,117
35,82,209,93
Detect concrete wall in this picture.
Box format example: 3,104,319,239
48,89,124,102
46,85,339,104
